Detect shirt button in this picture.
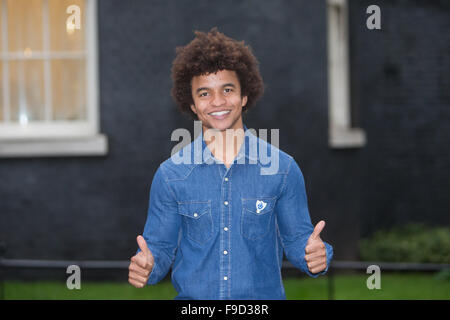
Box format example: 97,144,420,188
224,276,228,281
193,213,198,218
223,250,228,255
224,227,228,231
224,201,229,206
224,177,228,181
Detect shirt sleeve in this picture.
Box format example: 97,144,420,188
275,157,333,278
137,165,181,285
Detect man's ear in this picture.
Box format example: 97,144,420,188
242,96,248,107
190,104,197,115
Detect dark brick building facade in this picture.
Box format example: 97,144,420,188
0,1,448,276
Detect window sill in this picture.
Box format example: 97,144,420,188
0,134,108,158
329,128,366,149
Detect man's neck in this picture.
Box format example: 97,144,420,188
203,123,245,168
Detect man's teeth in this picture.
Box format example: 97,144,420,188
210,110,230,116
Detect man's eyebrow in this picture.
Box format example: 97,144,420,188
196,87,209,94
222,83,236,88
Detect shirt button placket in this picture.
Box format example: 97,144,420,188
221,174,231,299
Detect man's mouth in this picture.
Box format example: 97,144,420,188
209,110,231,119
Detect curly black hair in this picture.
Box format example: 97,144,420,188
171,28,264,118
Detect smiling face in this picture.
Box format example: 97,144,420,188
190,70,248,132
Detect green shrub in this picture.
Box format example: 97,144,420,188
358,224,450,263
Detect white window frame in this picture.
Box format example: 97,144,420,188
0,0,107,157
327,0,366,148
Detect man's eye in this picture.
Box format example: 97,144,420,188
199,92,208,97
224,88,233,93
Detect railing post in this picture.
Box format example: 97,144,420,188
327,262,334,300
0,241,6,300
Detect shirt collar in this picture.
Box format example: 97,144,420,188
195,124,259,165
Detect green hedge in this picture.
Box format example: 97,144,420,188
358,224,450,263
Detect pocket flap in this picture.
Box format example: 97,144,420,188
178,201,211,219
242,197,276,215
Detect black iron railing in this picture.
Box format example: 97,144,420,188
0,254,448,300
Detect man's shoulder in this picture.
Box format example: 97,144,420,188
157,143,198,181
252,134,295,175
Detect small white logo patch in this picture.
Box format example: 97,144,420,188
256,200,267,213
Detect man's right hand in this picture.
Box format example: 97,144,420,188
128,235,154,288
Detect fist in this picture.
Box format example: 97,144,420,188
305,220,327,274
128,235,154,288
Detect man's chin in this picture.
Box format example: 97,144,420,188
203,121,231,132
210,119,243,132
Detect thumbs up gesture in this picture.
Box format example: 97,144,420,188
305,220,327,274
128,235,155,288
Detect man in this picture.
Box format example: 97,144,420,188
128,28,333,299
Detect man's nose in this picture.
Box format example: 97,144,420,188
211,92,226,107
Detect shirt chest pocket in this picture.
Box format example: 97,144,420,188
178,201,213,245
241,197,277,240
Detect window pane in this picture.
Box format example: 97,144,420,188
0,63,3,121
0,3,3,52
51,59,86,120
49,0,85,52
10,60,45,122
8,0,43,52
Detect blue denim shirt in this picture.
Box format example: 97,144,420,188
140,125,333,299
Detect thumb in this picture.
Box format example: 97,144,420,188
137,235,151,256
309,220,325,241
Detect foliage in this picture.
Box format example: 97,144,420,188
359,224,450,263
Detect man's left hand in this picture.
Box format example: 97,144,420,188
305,220,327,274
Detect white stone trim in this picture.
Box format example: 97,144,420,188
0,134,108,158
327,0,366,148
